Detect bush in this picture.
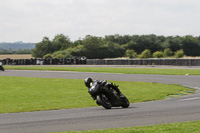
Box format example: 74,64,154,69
51,50,73,58
174,49,185,58
43,54,52,58
153,51,164,58
125,49,137,58
55,54,64,58
139,49,151,58
164,48,173,57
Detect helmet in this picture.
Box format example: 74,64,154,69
84,77,93,88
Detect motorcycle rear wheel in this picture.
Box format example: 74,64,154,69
97,94,112,109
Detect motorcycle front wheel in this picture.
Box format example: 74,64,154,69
0,66,4,71
121,97,130,108
97,94,112,109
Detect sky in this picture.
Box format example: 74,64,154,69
1,0,200,43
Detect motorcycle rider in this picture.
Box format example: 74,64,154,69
84,77,125,100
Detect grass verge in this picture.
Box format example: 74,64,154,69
4,66,200,75
53,120,200,133
0,76,195,113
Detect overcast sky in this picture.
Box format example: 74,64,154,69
1,0,200,43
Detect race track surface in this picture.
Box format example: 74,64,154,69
0,70,200,133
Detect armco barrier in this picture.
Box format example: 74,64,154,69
86,59,200,66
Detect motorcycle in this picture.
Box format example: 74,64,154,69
0,62,4,71
88,81,130,109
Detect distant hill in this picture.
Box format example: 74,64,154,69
0,42,36,51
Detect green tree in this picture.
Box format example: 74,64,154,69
52,34,71,50
181,36,200,56
104,34,132,45
122,41,137,50
134,34,163,54
161,36,182,52
81,35,105,59
32,37,53,58
105,42,124,58
32,35,72,58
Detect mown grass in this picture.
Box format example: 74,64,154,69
4,66,200,75
54,121,200,133
0,76,195,113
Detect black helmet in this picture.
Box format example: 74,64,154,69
84,77,93,88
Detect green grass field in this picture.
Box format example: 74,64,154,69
0,76,195,113
4,66,200,75
54,120,200,133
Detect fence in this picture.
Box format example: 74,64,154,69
86,59,200,66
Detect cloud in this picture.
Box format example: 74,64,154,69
0,0,200,42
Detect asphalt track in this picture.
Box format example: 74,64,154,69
0,70,200,133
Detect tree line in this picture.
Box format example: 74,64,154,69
0,49,33,54
0,42,35,52
32,34,200,59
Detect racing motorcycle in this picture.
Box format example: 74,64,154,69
88,81,130,109
0,61,4,71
